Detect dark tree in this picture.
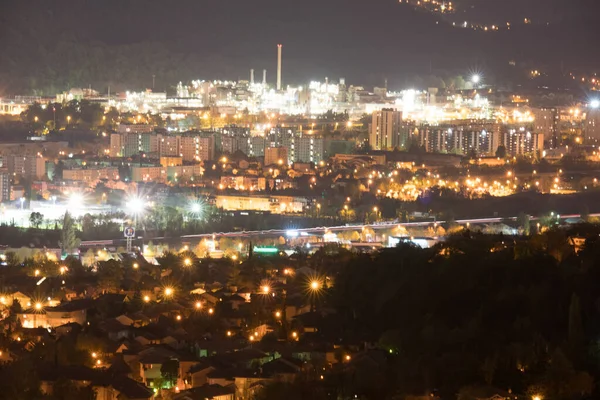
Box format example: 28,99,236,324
60,211,80,255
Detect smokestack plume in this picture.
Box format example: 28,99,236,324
263,69,267,86
250,69,254,85
277,44,282,91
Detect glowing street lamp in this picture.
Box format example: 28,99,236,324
34,302,43,311
164,287,174,298
274,311,282,319
195,301,202,309
183,258,192,267
471,74,480,84
261,285,271,295
133,263,139,269
310,280,321,291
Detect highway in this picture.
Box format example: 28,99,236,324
178,214,581,239
79,213,597,247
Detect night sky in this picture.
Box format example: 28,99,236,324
0,0,598,93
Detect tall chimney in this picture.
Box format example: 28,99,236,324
277,44,282,91
250,69,255,85
263,69,267,86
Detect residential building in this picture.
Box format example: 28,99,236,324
62,167,119,182
180,135,215,162
415,121,501,156
131,164,204,182
586,108,600,142
5,155,46,179
160,157,183,167
369,109,406,150
264,147,288,166
502,129,544,156
294,135,324,164
117,124,155,134
532,107,559,147
216,195,306,213
248,136,266,157
0,168,10,202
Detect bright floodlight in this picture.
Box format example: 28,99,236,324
69,193,84,208
310,280,321,291
591,99,600,109
126,196,146,214
188,200,206,220
471,74,481,84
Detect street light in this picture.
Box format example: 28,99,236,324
183,258,192,267
261,285,271,295
164,287,174,298
310,280,321,291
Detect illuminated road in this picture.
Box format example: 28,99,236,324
177,213,597,239
79,213,597,247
